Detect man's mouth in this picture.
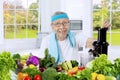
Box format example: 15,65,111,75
59,29,67,33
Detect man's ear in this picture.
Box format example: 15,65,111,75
51,26,55,31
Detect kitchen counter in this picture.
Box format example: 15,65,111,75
12,46,120,65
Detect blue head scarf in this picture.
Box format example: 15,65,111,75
48,13,75,63
51,13,69,22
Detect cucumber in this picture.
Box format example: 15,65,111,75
62,61,69,70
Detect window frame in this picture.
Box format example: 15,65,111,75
3,0,40,39
0,0,4,44
93,0,120,46
0,0,41,51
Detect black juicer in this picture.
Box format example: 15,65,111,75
89,27,109,57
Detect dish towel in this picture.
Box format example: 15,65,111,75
48,31,75,63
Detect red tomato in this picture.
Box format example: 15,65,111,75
23,76,31,80
34,74,42,80
78,66,85,71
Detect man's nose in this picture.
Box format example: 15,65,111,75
59,24,64,28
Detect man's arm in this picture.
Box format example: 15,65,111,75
86,21,111,48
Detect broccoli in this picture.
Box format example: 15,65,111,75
42,68,58,80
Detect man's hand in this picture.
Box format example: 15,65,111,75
86,38,96,48
103,20,111,28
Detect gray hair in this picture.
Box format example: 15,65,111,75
52,11,67,17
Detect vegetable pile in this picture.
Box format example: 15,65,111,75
0,49,120,80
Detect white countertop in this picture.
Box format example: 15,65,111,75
12,46,120,64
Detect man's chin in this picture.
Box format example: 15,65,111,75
60,34,67,38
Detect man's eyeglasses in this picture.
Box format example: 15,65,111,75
52,21,69,27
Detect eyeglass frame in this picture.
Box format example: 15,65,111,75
51,21,69,27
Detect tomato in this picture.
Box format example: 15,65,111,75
34,74,42,80
17,72,28,80
23,76,31,80
78,66,85,71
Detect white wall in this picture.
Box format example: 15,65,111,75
61,0,93,37
40,0,62,32
0,39,37,53
40,0,93,37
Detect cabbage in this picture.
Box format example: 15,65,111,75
105,76,116,80
26,56,39,66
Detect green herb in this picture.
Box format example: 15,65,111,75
70,60,79,67
13,53,21,60
112,58,120,77
22,67,42,79
56,73,78,80
0,51,17,80
75,68,92,80
56,73,69,80
91,54,113,76
39,48,56,68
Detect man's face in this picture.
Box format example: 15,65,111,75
51,18,69,40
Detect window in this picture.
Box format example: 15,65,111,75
93,0,120,46
69,20,82,30
3,0,40,39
